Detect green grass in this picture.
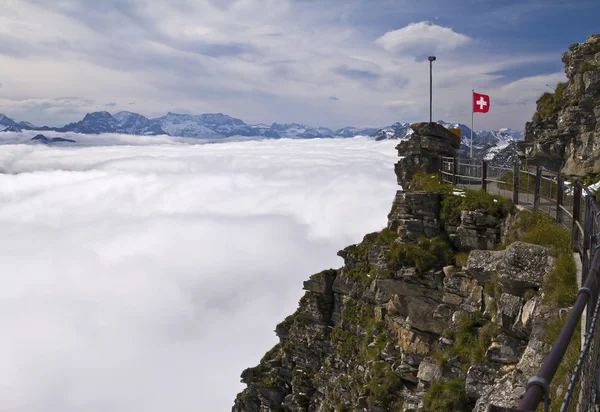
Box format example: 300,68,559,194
309,268,337,282
532,82,566,122
498,170,560,198
340,229,400,285
501,210,577,306
454,252,469,267
441,189,514,225
542,315,582,412
385,235,453,273
408,170,453,193
578,61,599,74
422,379,473,412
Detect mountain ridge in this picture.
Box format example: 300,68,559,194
0,111,521,150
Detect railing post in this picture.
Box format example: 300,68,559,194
453,157,459,185
481,160,487,192
573,182,582,252
556,173,564,224
513,159,520,205
533,166,542,211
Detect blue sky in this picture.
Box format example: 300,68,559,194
0,0,598,130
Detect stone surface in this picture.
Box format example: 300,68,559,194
452,210,505,251
518,33,600,175
410,121,462,149
387,191,443,241
497,293,523,331
466,363,498,399
466,242,551,296
416,357,442,383
486,334,527,364
394,123,458,186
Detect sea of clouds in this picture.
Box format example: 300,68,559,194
0,133,399,411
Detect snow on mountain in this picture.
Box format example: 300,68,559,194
149,112,223,138
371,122,412,141
58,111,125,134
334,126,379,138
113,111,166,135
270,123,334,138
477,128,523,148
1,125,23,133
0,113,20,128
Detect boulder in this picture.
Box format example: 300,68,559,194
497,293,523,331
416,357,442,383
410,122,462,149
485,334,527,364
466,242,551,297
466,363,498,399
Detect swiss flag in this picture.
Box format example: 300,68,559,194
473,92,490,113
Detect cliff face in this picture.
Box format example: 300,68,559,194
232,123,576,411
518,34,600,175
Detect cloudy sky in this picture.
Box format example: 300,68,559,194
0,135,399,411
0,0,599,130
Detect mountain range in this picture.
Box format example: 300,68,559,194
0,111,522,159
0,111,379,139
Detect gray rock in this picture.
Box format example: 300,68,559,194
461,285,484,313
416,357,441,383
410,122,462,149
518,34,600,175
497,293,523,331
466,242,551,297
387,191,443,241
466,363,498,399
486,334,527,364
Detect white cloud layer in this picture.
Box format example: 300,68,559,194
0,136,399,411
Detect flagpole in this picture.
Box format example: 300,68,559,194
471,89,474,159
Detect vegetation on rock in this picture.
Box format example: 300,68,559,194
422,379,472,411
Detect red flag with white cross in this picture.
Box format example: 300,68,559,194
473,91,490,113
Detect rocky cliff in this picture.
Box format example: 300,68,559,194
233,125,577,411
518,33,600,175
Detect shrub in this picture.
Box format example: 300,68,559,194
454,252,469,267
542,315,582,411
441,189,513,224
531,82,566,121
542,254,577,307
408,171,453,193
578,61,599,74
386,235,453,273
366,361,403,408
422,379,473,412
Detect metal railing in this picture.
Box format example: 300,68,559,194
439,156,600,412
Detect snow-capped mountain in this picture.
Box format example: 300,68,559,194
478,128,523,148
0,114,35,130
334,127,379,138
113,111,166,135
372,120,523,162
0,111,522,162
58,111,125,134
270,123,334,138
1,125,23,133
371,122,413,141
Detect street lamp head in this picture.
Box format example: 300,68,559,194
428,56,436,62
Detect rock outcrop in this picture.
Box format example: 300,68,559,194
232,175,567,411
233,102,576,410
517,33,600,175
394,122,460,187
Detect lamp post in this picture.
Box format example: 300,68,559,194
428,56,436,123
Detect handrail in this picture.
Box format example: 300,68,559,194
438,156,600,411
